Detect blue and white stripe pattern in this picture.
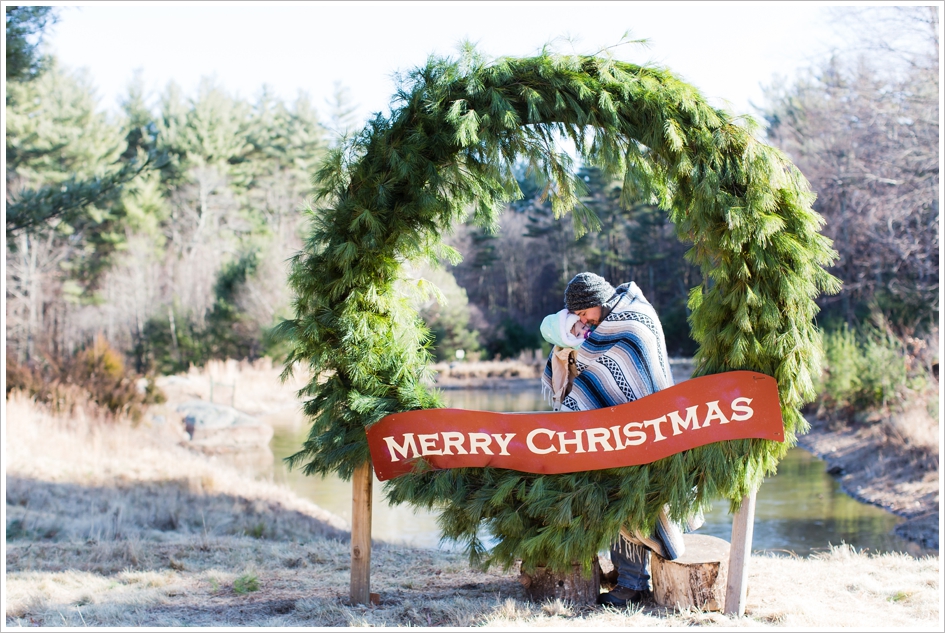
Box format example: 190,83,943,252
541,281,674,412
541,281,686,562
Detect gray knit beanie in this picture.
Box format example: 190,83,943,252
564,272,616,311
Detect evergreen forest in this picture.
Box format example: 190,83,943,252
5,6,939,427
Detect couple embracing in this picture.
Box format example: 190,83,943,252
538,272,701,607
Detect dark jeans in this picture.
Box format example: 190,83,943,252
611,538,652,591
611,514,692,590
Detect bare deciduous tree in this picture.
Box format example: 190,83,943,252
764,6,939,330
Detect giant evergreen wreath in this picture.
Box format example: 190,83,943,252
279,48,839,573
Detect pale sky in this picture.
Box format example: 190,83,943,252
41,1,852,125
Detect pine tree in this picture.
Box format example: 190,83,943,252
522,166,583,301
324,81,361,145
414,265,482,362
5,6,57,87
279,47,840,574
566,164,701,353
5,60,146,285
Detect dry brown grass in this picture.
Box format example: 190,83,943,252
5,538,940,627
883,401,941,455
4,388,942,628
5,392,347,546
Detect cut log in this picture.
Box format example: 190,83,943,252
519,559,601,605
651,534,730,611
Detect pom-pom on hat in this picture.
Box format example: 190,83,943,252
565,272,615,312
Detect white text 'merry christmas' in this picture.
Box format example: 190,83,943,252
382,397,755,461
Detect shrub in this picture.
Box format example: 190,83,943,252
5,336,164,420
859,330,912,409
134,308,209,375
816,324,862,412
5,351,46,398
815,322,933,421
415,265,483,362
133,255,270,374
70,335,141,413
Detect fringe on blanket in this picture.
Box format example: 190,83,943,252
617,504,706,561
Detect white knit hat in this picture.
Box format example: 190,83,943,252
540,309,585,349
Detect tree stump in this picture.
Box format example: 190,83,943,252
651,534,730,611
519,558,601,605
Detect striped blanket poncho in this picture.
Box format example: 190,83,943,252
540,281,694,559
541,281,675,412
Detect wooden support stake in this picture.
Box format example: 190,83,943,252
724,489,757,617
350,461,373,605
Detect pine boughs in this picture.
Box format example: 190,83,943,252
279,48,840,573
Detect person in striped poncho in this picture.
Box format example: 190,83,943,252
541,272,690,607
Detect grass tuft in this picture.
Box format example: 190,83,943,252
888,590,913,603
233,573,260,594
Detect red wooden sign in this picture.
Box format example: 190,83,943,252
366,371,784,481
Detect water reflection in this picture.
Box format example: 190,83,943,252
698,448,930,557
267,420,444,548
264,385,929,556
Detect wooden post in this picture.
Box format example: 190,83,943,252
350,461,373,605
724,489,757,617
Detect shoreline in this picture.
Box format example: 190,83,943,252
795,415,939,552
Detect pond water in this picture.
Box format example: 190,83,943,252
262,387,930,558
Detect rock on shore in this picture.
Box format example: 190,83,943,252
177,400,274,450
